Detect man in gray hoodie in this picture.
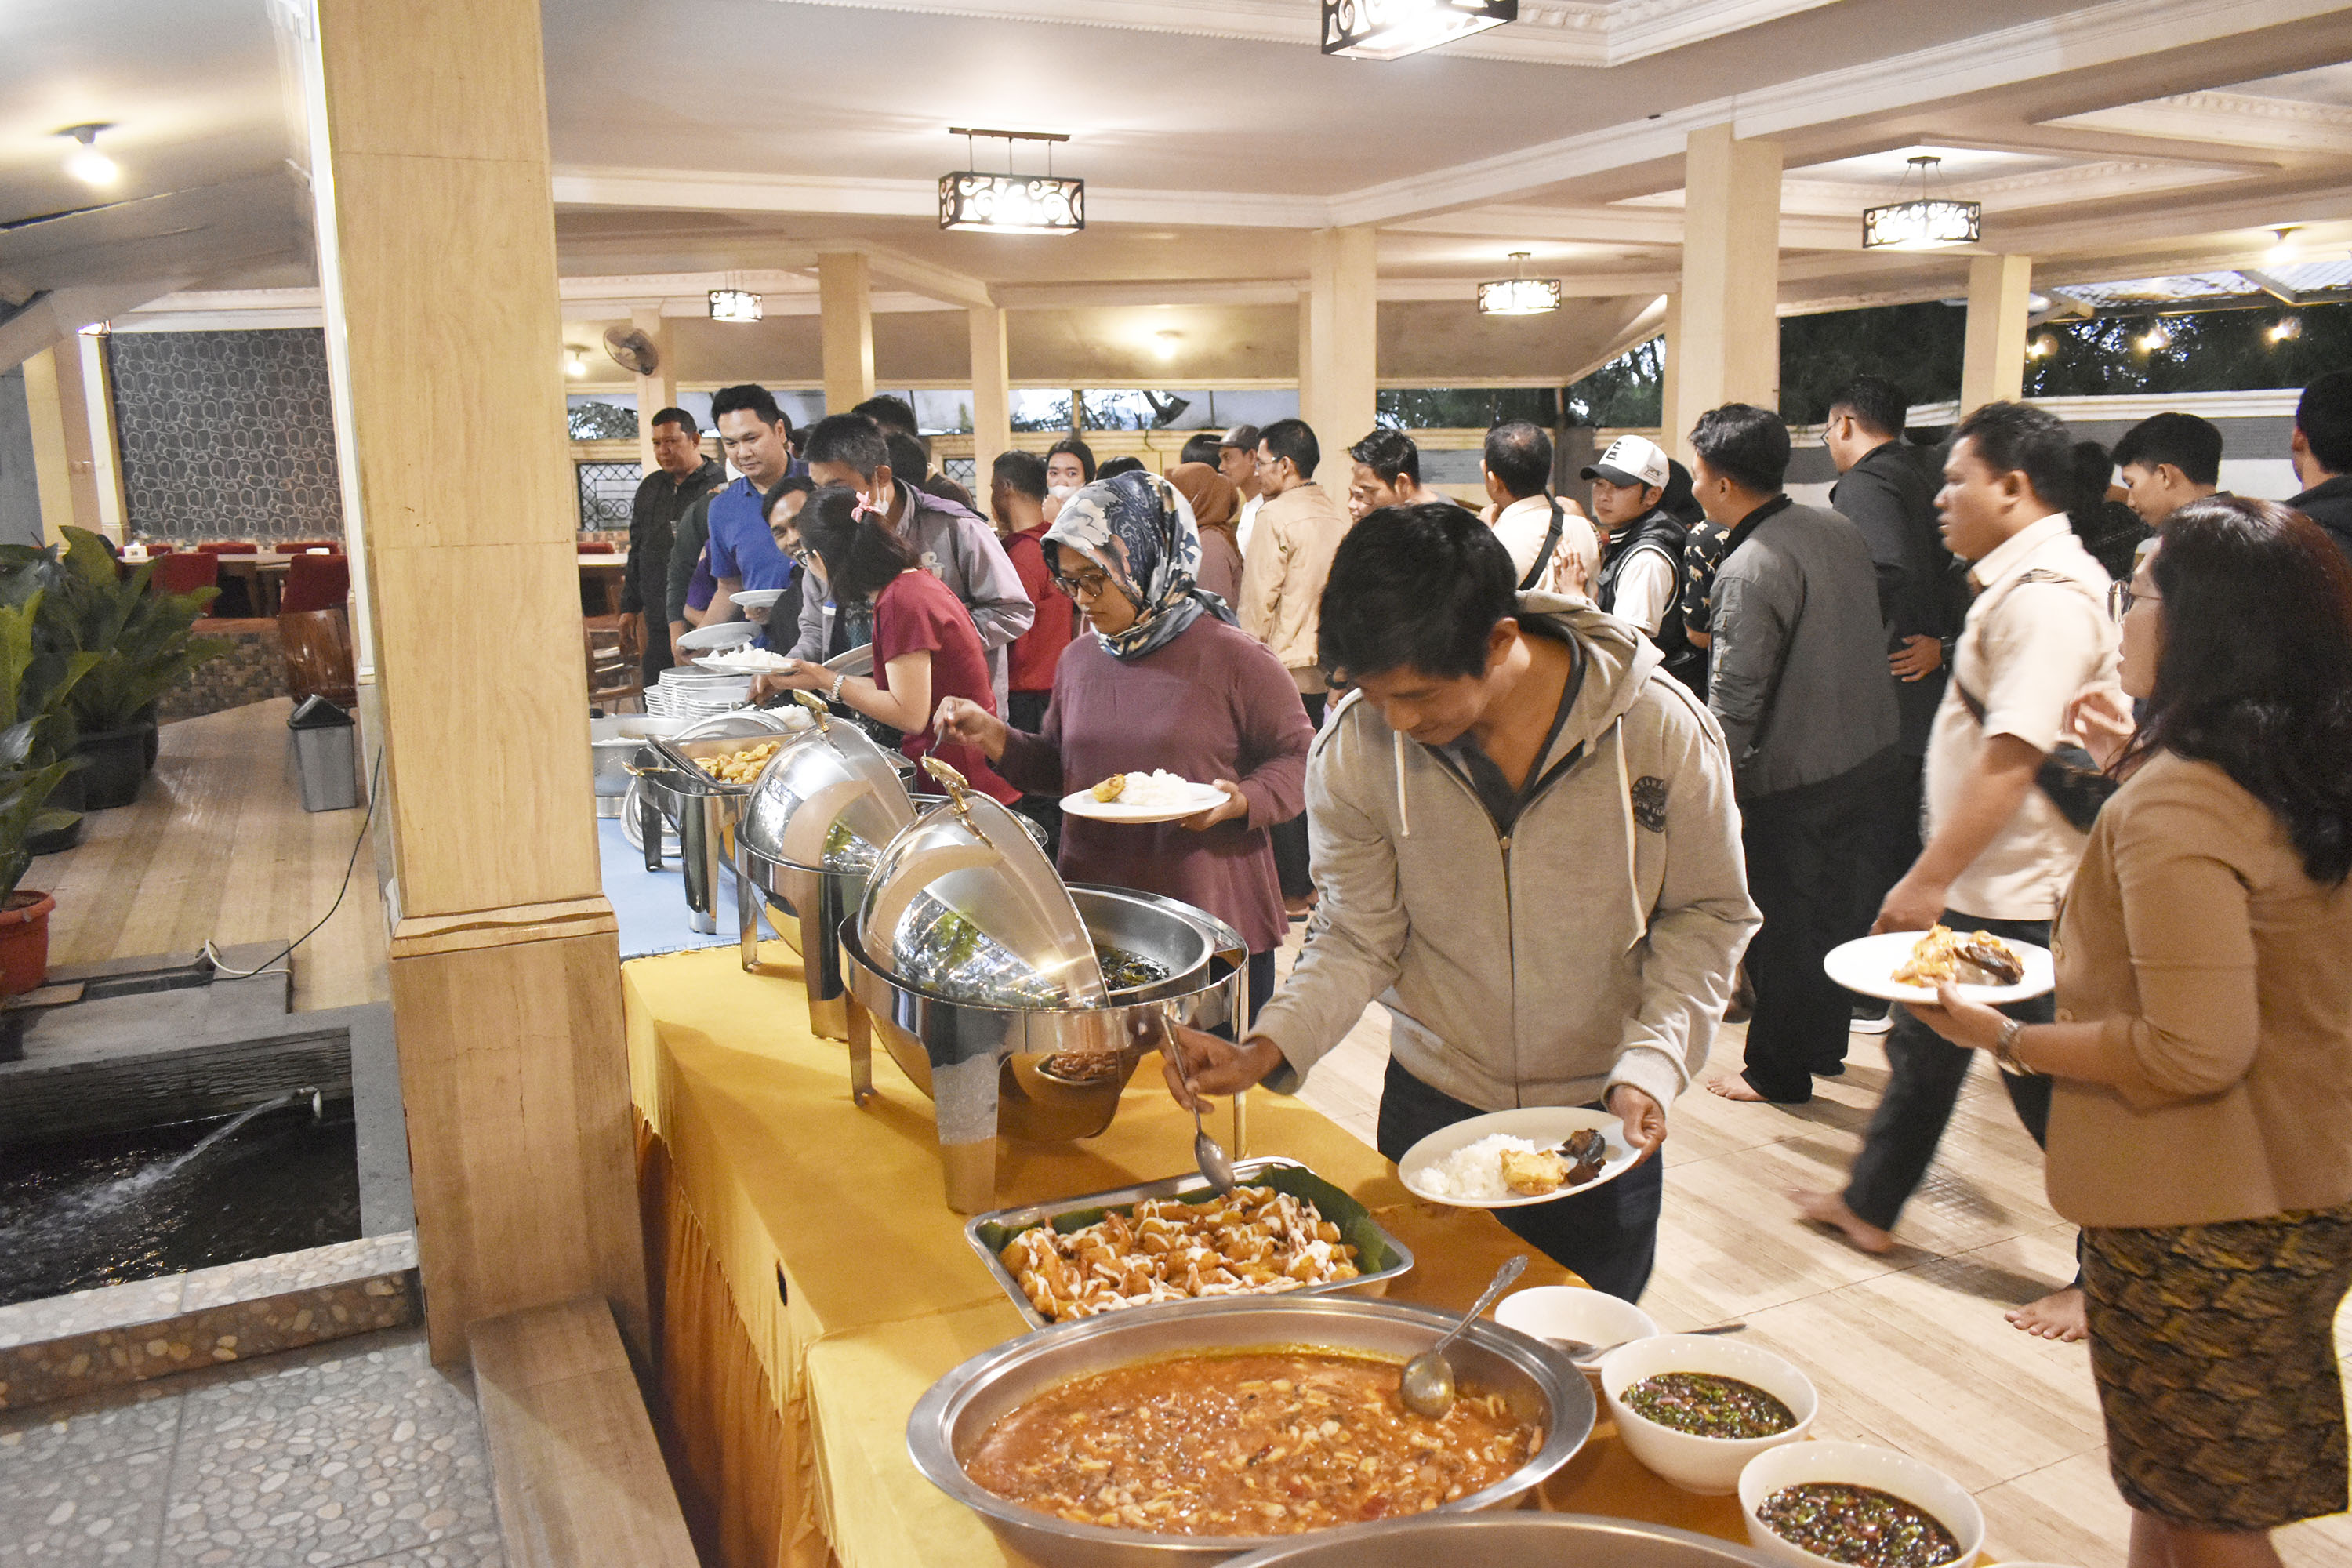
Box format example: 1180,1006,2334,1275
1165,505,1759,1299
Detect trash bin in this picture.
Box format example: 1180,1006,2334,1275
287,695,360,812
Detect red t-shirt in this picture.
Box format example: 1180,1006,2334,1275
873,568,1021,803
1004,523,1079,694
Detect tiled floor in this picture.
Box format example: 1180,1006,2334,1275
1284,935,2352,1567
0,1329,500,1568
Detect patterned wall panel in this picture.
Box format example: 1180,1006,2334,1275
107,329,344,543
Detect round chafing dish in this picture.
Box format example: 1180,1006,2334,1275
845,760,1247,1211
1221,1515,1769,1566
906,1296,1598,1567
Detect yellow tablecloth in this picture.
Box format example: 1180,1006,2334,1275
623,942,1749,1567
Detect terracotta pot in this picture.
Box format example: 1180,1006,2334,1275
0,889,56,996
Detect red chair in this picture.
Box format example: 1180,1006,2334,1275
196,539,260,555
278,553,350,615
151,550,220,611
576,540,616,554
283,540,341,554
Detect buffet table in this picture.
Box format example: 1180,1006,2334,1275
624,942,1751,1568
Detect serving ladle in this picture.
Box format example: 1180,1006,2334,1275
1163,1020,1236,1195
1400,1254,1528,1418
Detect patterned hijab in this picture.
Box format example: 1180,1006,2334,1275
1044,470,1238,660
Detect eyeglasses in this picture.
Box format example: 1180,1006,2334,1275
1051,569,1113,601
2107,579,2160,621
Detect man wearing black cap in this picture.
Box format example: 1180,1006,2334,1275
1581,434,1701,693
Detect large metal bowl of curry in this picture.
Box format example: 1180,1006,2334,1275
907,1295,1595,1566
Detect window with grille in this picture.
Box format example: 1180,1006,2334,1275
939,457,977,492
576,461,641,532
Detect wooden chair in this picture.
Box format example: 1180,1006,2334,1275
583,616,643,711
279,607,358,708
575,540,617,554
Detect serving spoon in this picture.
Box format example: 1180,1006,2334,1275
1400,1254,1528,1418
1553,1320,1747,1363
1164,1021,1236,1195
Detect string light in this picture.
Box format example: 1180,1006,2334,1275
2136,321,2169,352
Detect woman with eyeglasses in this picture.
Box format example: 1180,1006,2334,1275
749,485,1018,804
934,471,1313,1020
1906,496,2352,1568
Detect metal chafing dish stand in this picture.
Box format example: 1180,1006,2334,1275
732,692,917,1054
844,759,1252,1213
628,710,800,935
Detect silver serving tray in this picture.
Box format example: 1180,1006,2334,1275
964,1157,1416,1332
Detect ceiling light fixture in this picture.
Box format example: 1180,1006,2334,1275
707,288,762,323
564,347,588,379
1476,252,1561,317
2137,321,2169,352
2270,316,2302,344
2265,226,2300,265
1861,154,1981,251
941,128,1083,235
1322,0,1519,60
60,123,118,187
1152,329,1182,362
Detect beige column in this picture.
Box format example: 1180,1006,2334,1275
78,334,128,543
1301,226,1377,506
818,252,876,416
967,305,1011,499
1961,255,2034,416
629,306,677,473
309,0,644,1366
1677,124,1783,439
1657,292,1682,452
22,344,104,545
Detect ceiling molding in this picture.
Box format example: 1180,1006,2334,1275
550,166,1331,231
837,242,996,309
2049,89,2352,155
1389,201,1857,250
2,279,191,371
1777,156,2268,216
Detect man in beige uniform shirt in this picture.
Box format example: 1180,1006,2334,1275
1796,401,2118,1342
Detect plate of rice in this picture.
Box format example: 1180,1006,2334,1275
1398,1107,1641,1209
1060,769,1230,824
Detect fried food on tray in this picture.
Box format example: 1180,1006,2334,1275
998,1185,1360,1323
1091,772,1127,803
1500,1146,1569,1196
693,739,782,784
1893,924,2027,988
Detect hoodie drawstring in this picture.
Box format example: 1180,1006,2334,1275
1611,716,1646,952
1394,726,1410,839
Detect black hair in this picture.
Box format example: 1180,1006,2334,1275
2126,495,2352,884
1259,418,1320,480
1219,424,1261,455
1179,432,1224,466
1687,405,1790,494
1952,400,2073,513
1318,503,1517,683
885,431,933,485
2295,368,2352,474
710,383,788,432
993,448,1048,502
1349,428,1421,487
851,394,919,437
2065,441,2118,521
650,406,699,438
1046,436,1097,483
1097,456,1148,479
1481,420,1552,500
1660,458,1704,526
2112,412,2223,488
796,485,920,604
760,474,815,517
800,413,891,478
1828,376,1907,441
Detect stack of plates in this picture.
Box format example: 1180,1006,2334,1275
645,666,755,720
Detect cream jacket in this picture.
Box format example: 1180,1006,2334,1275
1240,481,1353,693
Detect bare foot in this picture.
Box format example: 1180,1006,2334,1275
1790,1189,1896,1255
1705,1073,1771,1102
2006,1287,2088,1342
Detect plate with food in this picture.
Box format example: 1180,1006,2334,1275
1397,1106,1639,1210
695,648,795,675
1824,925,2054,1007
1059,768,1229,824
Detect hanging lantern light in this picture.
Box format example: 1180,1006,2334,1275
708,289,763,323
1861,155,1982,251
1322,0,1519,60
940,128,1084,235
1476,252,1561,317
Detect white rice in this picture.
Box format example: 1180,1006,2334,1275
1106,769,1200,810
1417,1134,1554,1200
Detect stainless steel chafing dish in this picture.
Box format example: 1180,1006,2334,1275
732,693,916,1052
629,709,804,934
1222,1515,1771,1567
906,1296,1597,1567
844,760,1250,1212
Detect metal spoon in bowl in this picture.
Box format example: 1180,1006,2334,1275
1163,1019,1236,1195
1400,1254,1529,1418
1553,1320,1748,1364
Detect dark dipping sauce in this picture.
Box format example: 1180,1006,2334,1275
1755,1483,1962,1567
1095,944,1169,993
1621,1372,1795,1439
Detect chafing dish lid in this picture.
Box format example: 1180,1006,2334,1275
737,708,914,872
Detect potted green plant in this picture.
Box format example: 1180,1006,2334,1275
0,594,90,994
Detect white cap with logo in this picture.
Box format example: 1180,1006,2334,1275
1581,434,1671,491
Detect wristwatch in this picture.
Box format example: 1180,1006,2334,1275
1992,1016,2029,1075
828,672,848,704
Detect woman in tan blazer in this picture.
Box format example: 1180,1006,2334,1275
1907,496,2352,1568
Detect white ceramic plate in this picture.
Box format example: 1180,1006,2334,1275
1824,930,2054,1007
1059,781,1229,824
674,621,758,652
730,588,787,611
1396,1106,1640,1210
695,652,793,675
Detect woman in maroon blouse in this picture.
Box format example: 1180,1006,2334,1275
754,486,1018,804
935,471,1312,1018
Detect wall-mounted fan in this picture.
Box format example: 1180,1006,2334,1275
604,325,658,375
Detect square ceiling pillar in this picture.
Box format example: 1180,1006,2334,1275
819,252,876,417
967,306,1011,499
1677,124,1782,442
1301,227,1377,508
1657,291,1682,454
1962,255,2034,416
629,307,678,476
21,343,105,546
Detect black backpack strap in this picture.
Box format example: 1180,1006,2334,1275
1519,496,1566,591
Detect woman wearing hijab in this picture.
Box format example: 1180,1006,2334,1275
1169,461,1244,604
935,470,1312,1015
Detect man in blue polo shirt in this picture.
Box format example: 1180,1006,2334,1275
702,384,804,640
